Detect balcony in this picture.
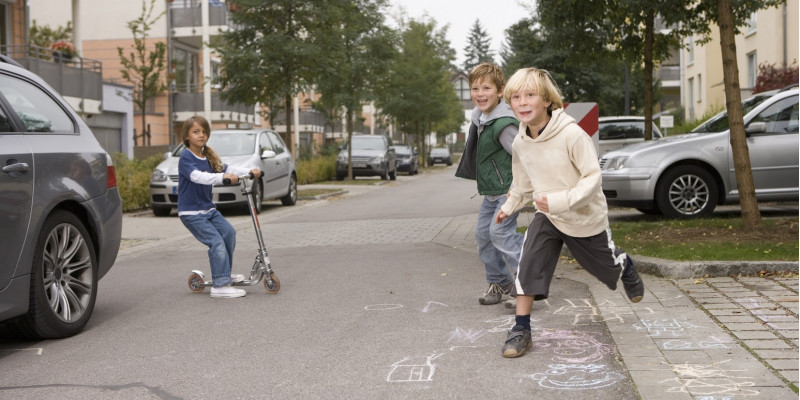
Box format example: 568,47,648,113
169,0,236,47
1,44,103,114
171,91,255,125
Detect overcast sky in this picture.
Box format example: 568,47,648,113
388,0,534,67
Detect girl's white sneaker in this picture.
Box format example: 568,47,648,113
210,286,246,298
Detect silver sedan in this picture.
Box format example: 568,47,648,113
600,87,798,218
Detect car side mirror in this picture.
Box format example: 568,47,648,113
745,122,766,135
261,150,277,159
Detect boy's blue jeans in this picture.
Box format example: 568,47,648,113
180,209,236,288
475,195,523,286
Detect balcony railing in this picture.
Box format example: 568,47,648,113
170,0,233,29
172,91,253,122
0,44,102,105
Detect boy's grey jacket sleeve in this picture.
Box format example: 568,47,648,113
455,123,479,180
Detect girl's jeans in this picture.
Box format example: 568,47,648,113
180,209,236,288
475,195,524,286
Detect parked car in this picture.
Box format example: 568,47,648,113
0,55,122,338
394,144,419,175
598,116,663,155
150,129,297,216
428,147,452,166
600,87,798,218
335,134,397,180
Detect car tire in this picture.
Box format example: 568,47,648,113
635,207,663,216
252,179,264,213
12,210,98,339
281,174,297,206
336,173,345,181
655,165,719,219
152,206,171,217
389,168,396,181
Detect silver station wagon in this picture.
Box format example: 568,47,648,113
600,87,798,218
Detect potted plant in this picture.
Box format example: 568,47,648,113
50,40,76,62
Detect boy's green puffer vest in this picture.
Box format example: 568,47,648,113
455,116,518,195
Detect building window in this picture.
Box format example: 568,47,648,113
171,47,198,92
687,36,694,65
747,52,757,88
746,12,757,35
697,74,702,103
687,77,694,119
453,77,470,101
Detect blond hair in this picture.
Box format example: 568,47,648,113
503,68,564,113
468,62,505,90
179,116,223,172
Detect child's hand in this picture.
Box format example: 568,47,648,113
533,195,549,213
223,173,239,184
250,168,262,179
495,210,508,224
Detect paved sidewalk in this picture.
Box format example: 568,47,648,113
435,211,799,399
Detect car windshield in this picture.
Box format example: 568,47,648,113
395,146,412,156
350,136,385,150
171,133,257,157
691,93,774,133
431,148,449,156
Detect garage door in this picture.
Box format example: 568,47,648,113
86,112,123,154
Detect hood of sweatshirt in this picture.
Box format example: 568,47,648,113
471,99,517,127
520,108,575,142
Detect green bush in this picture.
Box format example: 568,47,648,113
296,154,337,184
112,153,164,212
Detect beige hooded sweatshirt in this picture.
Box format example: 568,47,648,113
500,108,609,237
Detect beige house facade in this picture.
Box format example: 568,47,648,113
681,1,798,122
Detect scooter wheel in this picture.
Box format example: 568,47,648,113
264,273,280,294
188,272,206,293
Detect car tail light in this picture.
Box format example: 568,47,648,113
107,166,117,188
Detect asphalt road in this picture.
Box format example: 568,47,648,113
0,167,640,399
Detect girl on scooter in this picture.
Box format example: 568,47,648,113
177,116,262,298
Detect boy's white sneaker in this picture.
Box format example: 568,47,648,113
210,286,246,298
231,274,245,283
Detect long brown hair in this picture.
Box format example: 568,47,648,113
179,116,223,172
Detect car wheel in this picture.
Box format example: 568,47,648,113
655,165,719,218
336,173,345,181
251,179,264,213
281,174,297,206
635,208,663,216
152,206,171,217
380,168,388,180
14,210,98,339
389,168,396,181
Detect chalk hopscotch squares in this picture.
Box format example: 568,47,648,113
633,318,700,337
553,299,651,326
661,361,758,397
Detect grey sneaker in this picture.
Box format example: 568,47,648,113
621,255,644,303
503,298,517,310
502,327,532,358
479,282,513,305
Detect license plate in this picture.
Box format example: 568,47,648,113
353,163,367,168
173,186,178,194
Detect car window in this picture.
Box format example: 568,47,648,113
267,131,286,154
395,146,412,156
599,121,644,140
352,136,386,150
748,97,799,134
692,93,775,133
259,132,273,153
0,106,13,132
0,73,74,133
208,133,256,156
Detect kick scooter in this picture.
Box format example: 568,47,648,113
187,172,280,294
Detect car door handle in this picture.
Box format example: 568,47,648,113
3,162,29,173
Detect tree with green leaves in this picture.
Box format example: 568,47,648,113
685,0,786,231
212,0,326,155
117,0,166,147
375,18,461,164
313,0,397,180
28,20,72,55
462,19,494,72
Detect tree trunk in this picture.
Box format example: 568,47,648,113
284,94,293,158
643,10,654,141
717,0,762,231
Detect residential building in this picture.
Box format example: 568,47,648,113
681,1,798,122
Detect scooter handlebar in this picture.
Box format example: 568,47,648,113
222,171,255,185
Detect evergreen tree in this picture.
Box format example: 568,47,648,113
462,19,494,72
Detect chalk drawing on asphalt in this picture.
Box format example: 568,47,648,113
364,304,404,311
531,329,614,364
529,364,625,390
554,298,654,326
422,301,448,313
633,318,700,337
660,336,732,350
447,327,487,344
386,353,443,383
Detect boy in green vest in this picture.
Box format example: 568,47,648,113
456,63,524,305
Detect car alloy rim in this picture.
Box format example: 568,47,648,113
42,223,93,323
668,174,710,215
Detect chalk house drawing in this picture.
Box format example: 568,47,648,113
387,353,442,383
